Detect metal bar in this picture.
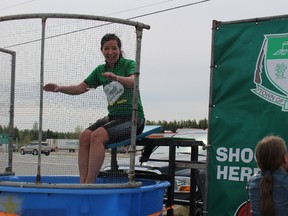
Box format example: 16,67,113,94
128,26,144,183
137,138,204,147
110,148,118,171
213,14,288,26
166,143,176,216
189,145,198,216
0,48,16,55
7,50,16,173
0,13,150,30
36,17,46,184
204,19,218,216
0,48,16,174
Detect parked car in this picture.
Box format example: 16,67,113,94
20,141,51,156
0,144,18,152
143,133,206,199
103,129,207,214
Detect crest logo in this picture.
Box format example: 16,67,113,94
251,33,288,111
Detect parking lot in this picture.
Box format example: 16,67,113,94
0,151,130,176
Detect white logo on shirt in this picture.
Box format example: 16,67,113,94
103,81,124,105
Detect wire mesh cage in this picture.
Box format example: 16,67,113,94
0,13,150,185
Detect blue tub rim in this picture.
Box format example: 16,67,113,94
0,175,170,195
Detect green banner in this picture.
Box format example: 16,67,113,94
207,16,288,215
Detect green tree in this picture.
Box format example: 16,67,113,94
74,125,83,135
145,118,208,132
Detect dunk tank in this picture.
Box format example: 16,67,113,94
0,14,169,216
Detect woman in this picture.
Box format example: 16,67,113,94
248,136,288,216
44,33,145,183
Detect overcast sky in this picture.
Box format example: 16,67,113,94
1,0,288,122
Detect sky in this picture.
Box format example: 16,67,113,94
1,0,288,123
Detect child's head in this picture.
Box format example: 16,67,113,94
255,135,287,171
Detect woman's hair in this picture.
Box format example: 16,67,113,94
255,135,287,216
100,33,123,58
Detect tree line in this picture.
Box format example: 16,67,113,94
146,118,208,132
0,118,208,145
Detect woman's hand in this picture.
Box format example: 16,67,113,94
102,72,118,81
102,72,134,87
43,82,89,95
43,83,60,92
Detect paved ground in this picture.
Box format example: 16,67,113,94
0,151,131,176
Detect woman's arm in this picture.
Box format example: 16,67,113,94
43,81,90,95
102,72,135,88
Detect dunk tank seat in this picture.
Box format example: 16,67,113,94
105,125,163,171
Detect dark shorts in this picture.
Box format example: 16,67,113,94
87,115,145,144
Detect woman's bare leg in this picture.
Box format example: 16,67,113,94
78,129,92,183
84,127,109,183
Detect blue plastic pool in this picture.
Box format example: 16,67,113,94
0,176,170,216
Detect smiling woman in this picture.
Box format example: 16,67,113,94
43,32,146,183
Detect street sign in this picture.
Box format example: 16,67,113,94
0,133,8,144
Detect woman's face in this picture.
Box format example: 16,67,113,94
101,39,121,66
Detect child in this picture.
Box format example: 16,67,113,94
248,136,288,216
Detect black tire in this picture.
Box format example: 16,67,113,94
20,149,25,155
33,149,38,155
45,152,50,156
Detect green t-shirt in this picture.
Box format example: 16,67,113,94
84,58,144,118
